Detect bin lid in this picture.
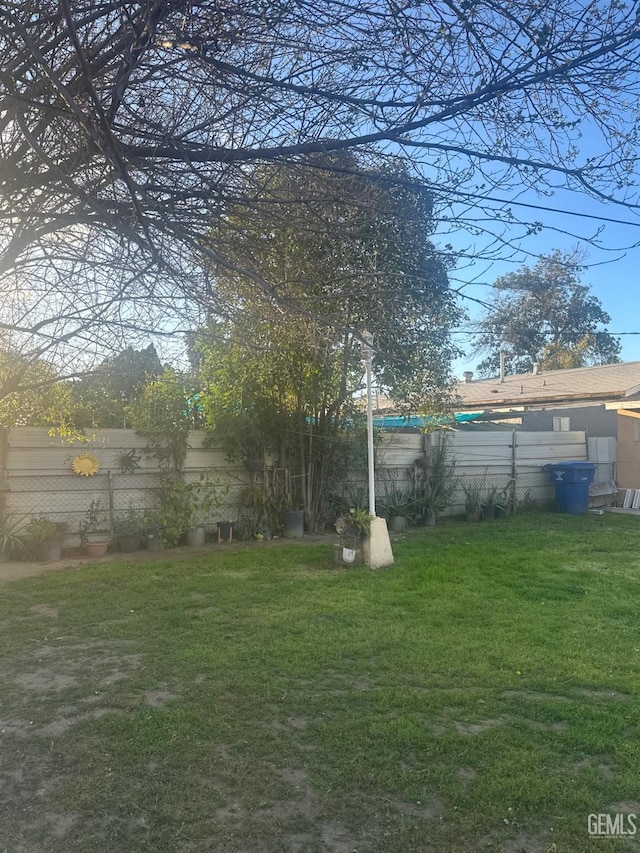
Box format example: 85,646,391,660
545,461,595,469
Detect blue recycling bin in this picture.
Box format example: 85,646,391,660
546,461,596,515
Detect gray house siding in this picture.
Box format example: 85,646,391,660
522,405,618,437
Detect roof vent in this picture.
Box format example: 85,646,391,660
463,371,474,383
532,362,540,375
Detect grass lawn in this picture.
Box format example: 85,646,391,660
1,513,640,852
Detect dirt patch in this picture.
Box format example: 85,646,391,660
39,708,127,737
288,716,311,730
609,800,640,814
570,687,630,702
0,533,338,585
502,690,572,703
455,718,504,735
456,766,478,782
276,767,310,788
0,707,128,739
571,757,614,779
501,834,550,852
145,690,179,708
524,720,568,733
384,794,445,818
43,812,82,838
29,604,60,618
15,670,78,691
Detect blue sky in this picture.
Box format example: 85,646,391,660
442,185,640,378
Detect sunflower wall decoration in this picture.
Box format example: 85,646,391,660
71,452,100,477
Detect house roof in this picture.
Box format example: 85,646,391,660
455,361,640,411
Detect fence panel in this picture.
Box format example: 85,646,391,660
0,426,595,537
373,429,589,516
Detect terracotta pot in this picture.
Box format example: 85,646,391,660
85,540,109,558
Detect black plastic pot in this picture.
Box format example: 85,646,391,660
217,521,235,542
119,534,140,553
283,510,304,538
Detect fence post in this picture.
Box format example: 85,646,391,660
107,470,114,533
511,429,517,515
0,427,8,523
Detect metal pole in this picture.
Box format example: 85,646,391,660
362,331,376,517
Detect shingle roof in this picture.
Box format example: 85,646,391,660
455,361,640,409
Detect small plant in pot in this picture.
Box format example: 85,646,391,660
113,505,143,553
23,516,69,562
185,474,227,546
463,483,483,522
414,480,450,527
0,512,28,562
141,512,166,550
413,438,455,527
334,508,372,565
79,499,111,557
379,484,414,533
481,486,504,521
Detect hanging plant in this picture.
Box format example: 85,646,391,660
71,452,100,477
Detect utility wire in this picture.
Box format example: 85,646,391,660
439,188,640,229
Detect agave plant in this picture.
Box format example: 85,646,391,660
0,511,29,558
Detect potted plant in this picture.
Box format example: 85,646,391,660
23,516,69,562
113,505,143,553
0,512,28,562
494,481,514,519
283,505,305,538
463,483,483,522
379,483,414,532
481,486,504,521
414,480,451,527
334,508,372,565
216,520,235,543
79,499,111,557
141,511,166,550
414,438,455,527
152,473,225,548
185,474,226,546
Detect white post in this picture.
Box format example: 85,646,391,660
360,331,394,569
362,330,376,517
